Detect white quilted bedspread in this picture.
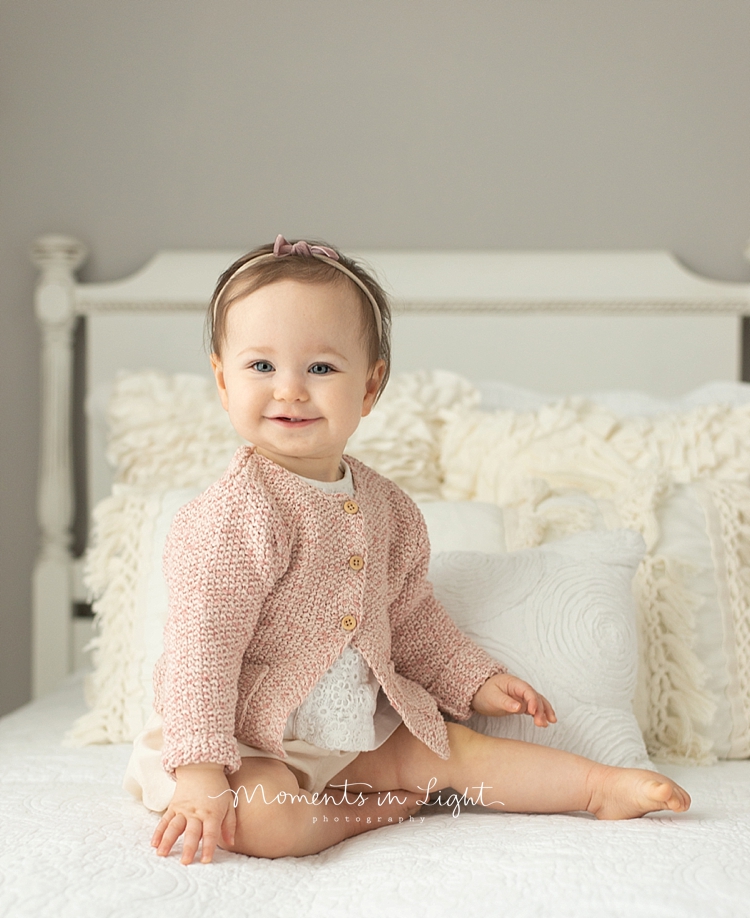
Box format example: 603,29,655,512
2,674,750,918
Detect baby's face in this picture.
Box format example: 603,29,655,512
211,278,385,481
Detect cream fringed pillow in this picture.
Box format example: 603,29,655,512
104,372,241,490
440,400,750,764
347,369,480,499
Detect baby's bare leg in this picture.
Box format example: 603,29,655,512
330,723,691,819
222,756,421,858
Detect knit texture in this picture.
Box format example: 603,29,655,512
154,447,506,777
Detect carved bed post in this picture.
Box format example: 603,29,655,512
30,235,88,698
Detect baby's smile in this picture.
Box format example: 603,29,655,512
267,416,320,428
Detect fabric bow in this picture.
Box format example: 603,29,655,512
273,234,340,261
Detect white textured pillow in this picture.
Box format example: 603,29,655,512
429,530,653,770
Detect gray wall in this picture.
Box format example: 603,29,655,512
1,0,749,716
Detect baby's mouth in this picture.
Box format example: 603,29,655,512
268,416,319,427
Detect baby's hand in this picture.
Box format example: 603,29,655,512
151,762,237,865
471,672,557,728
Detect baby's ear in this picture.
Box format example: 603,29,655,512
362,360,386,416
210,353,229,410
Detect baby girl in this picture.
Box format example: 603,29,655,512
125,235,690,864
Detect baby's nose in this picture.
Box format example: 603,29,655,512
273,372,308,401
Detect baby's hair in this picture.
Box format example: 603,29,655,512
206,239,392,401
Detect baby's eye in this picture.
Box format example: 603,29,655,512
309,363,334,375
249,360,274,373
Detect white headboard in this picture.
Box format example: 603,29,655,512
30,234,750,697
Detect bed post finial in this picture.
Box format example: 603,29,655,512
31,235,88,277
30,234,88,698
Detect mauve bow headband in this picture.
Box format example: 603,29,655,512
273,235,339,259
213,234,383,341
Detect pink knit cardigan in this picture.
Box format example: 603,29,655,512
153,446,506,777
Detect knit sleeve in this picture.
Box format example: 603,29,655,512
156,475,288,778
388,501,506,721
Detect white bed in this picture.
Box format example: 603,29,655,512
4,235,750,917
2,671,750,918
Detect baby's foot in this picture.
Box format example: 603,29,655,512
585,764,691,820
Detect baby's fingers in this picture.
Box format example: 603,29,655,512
497,692,524,714
199,821,224,865
222,805,237,850
188,812,227,864
181,816,205,866
530,694,556,727
151,813,169,848
155,813,187,858
531,701,548,727
151,809,177,848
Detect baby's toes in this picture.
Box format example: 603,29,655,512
643,779,672,808
652,778,690,813
670,784,691,812
653,779,673,797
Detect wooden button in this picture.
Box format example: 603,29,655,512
348,554,364,571
343,500,359,514
341,614,357,632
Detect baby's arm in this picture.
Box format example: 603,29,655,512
156,475,289,777
152,763,236,865
389,499,555,726
153,466,290,863
389,512,505,719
